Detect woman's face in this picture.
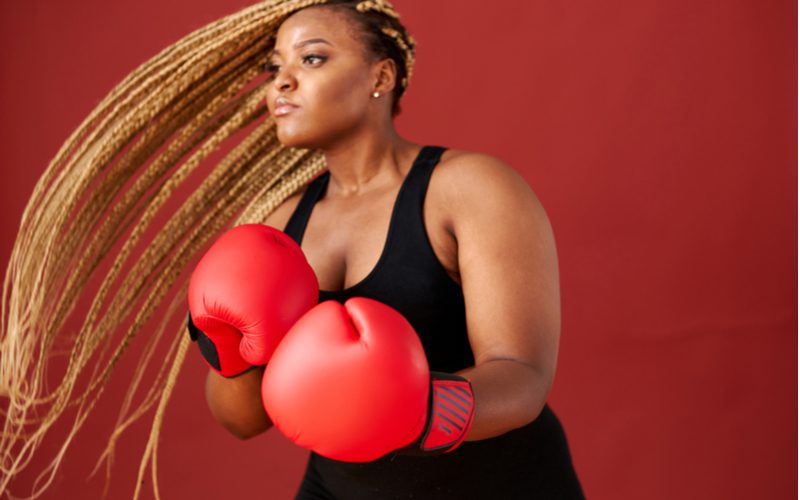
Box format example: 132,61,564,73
265,7,378,149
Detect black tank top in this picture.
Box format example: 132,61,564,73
283,145,584,499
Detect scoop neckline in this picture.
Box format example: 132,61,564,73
311,146,430,295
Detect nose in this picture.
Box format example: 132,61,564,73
272,66,296,93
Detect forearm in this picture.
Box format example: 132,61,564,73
205,365,273,439
455,359,550,441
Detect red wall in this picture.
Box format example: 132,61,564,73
0,0,795,498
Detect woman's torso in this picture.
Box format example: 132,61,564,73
266,144,584,499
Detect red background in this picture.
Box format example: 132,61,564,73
0,0,796,498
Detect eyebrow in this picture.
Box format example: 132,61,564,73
272,38,334,56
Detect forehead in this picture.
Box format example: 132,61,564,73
273,7,362,53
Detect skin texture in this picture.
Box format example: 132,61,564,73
205,5,561,443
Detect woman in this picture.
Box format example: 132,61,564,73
202,1,585,498
0,0,583,498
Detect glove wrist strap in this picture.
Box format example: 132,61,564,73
393,371,475,456
187,311,255,378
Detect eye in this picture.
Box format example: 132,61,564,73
264,62,280,80
302,54,327,65
264,54,327,80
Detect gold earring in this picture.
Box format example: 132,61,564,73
372,91,380,98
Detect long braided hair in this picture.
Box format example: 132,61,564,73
0,1,416,498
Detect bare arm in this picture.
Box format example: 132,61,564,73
200,193,304,439
205,366,274,439
443,153,561,441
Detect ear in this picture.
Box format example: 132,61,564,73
371,58,397,95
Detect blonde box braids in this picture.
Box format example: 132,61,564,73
0,0,416,498
355,0,417,89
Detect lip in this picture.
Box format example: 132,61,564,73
273,97,299,117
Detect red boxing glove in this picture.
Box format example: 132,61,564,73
187,224,319,377
261,297,475,462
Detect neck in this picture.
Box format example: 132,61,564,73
319,123,414,199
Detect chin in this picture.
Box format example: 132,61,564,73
276,124,339,151
274,112,357,150
275,127,316,149
276,135,308,149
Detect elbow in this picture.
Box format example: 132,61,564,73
228,426,261,441
228,428,251,441
521,397,548,428
209,416,273,441
517,361,553,428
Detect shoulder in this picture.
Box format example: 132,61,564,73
432,148,549,235
433,148,561,375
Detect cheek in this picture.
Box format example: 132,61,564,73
310,74,369,120
279,74,369,146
